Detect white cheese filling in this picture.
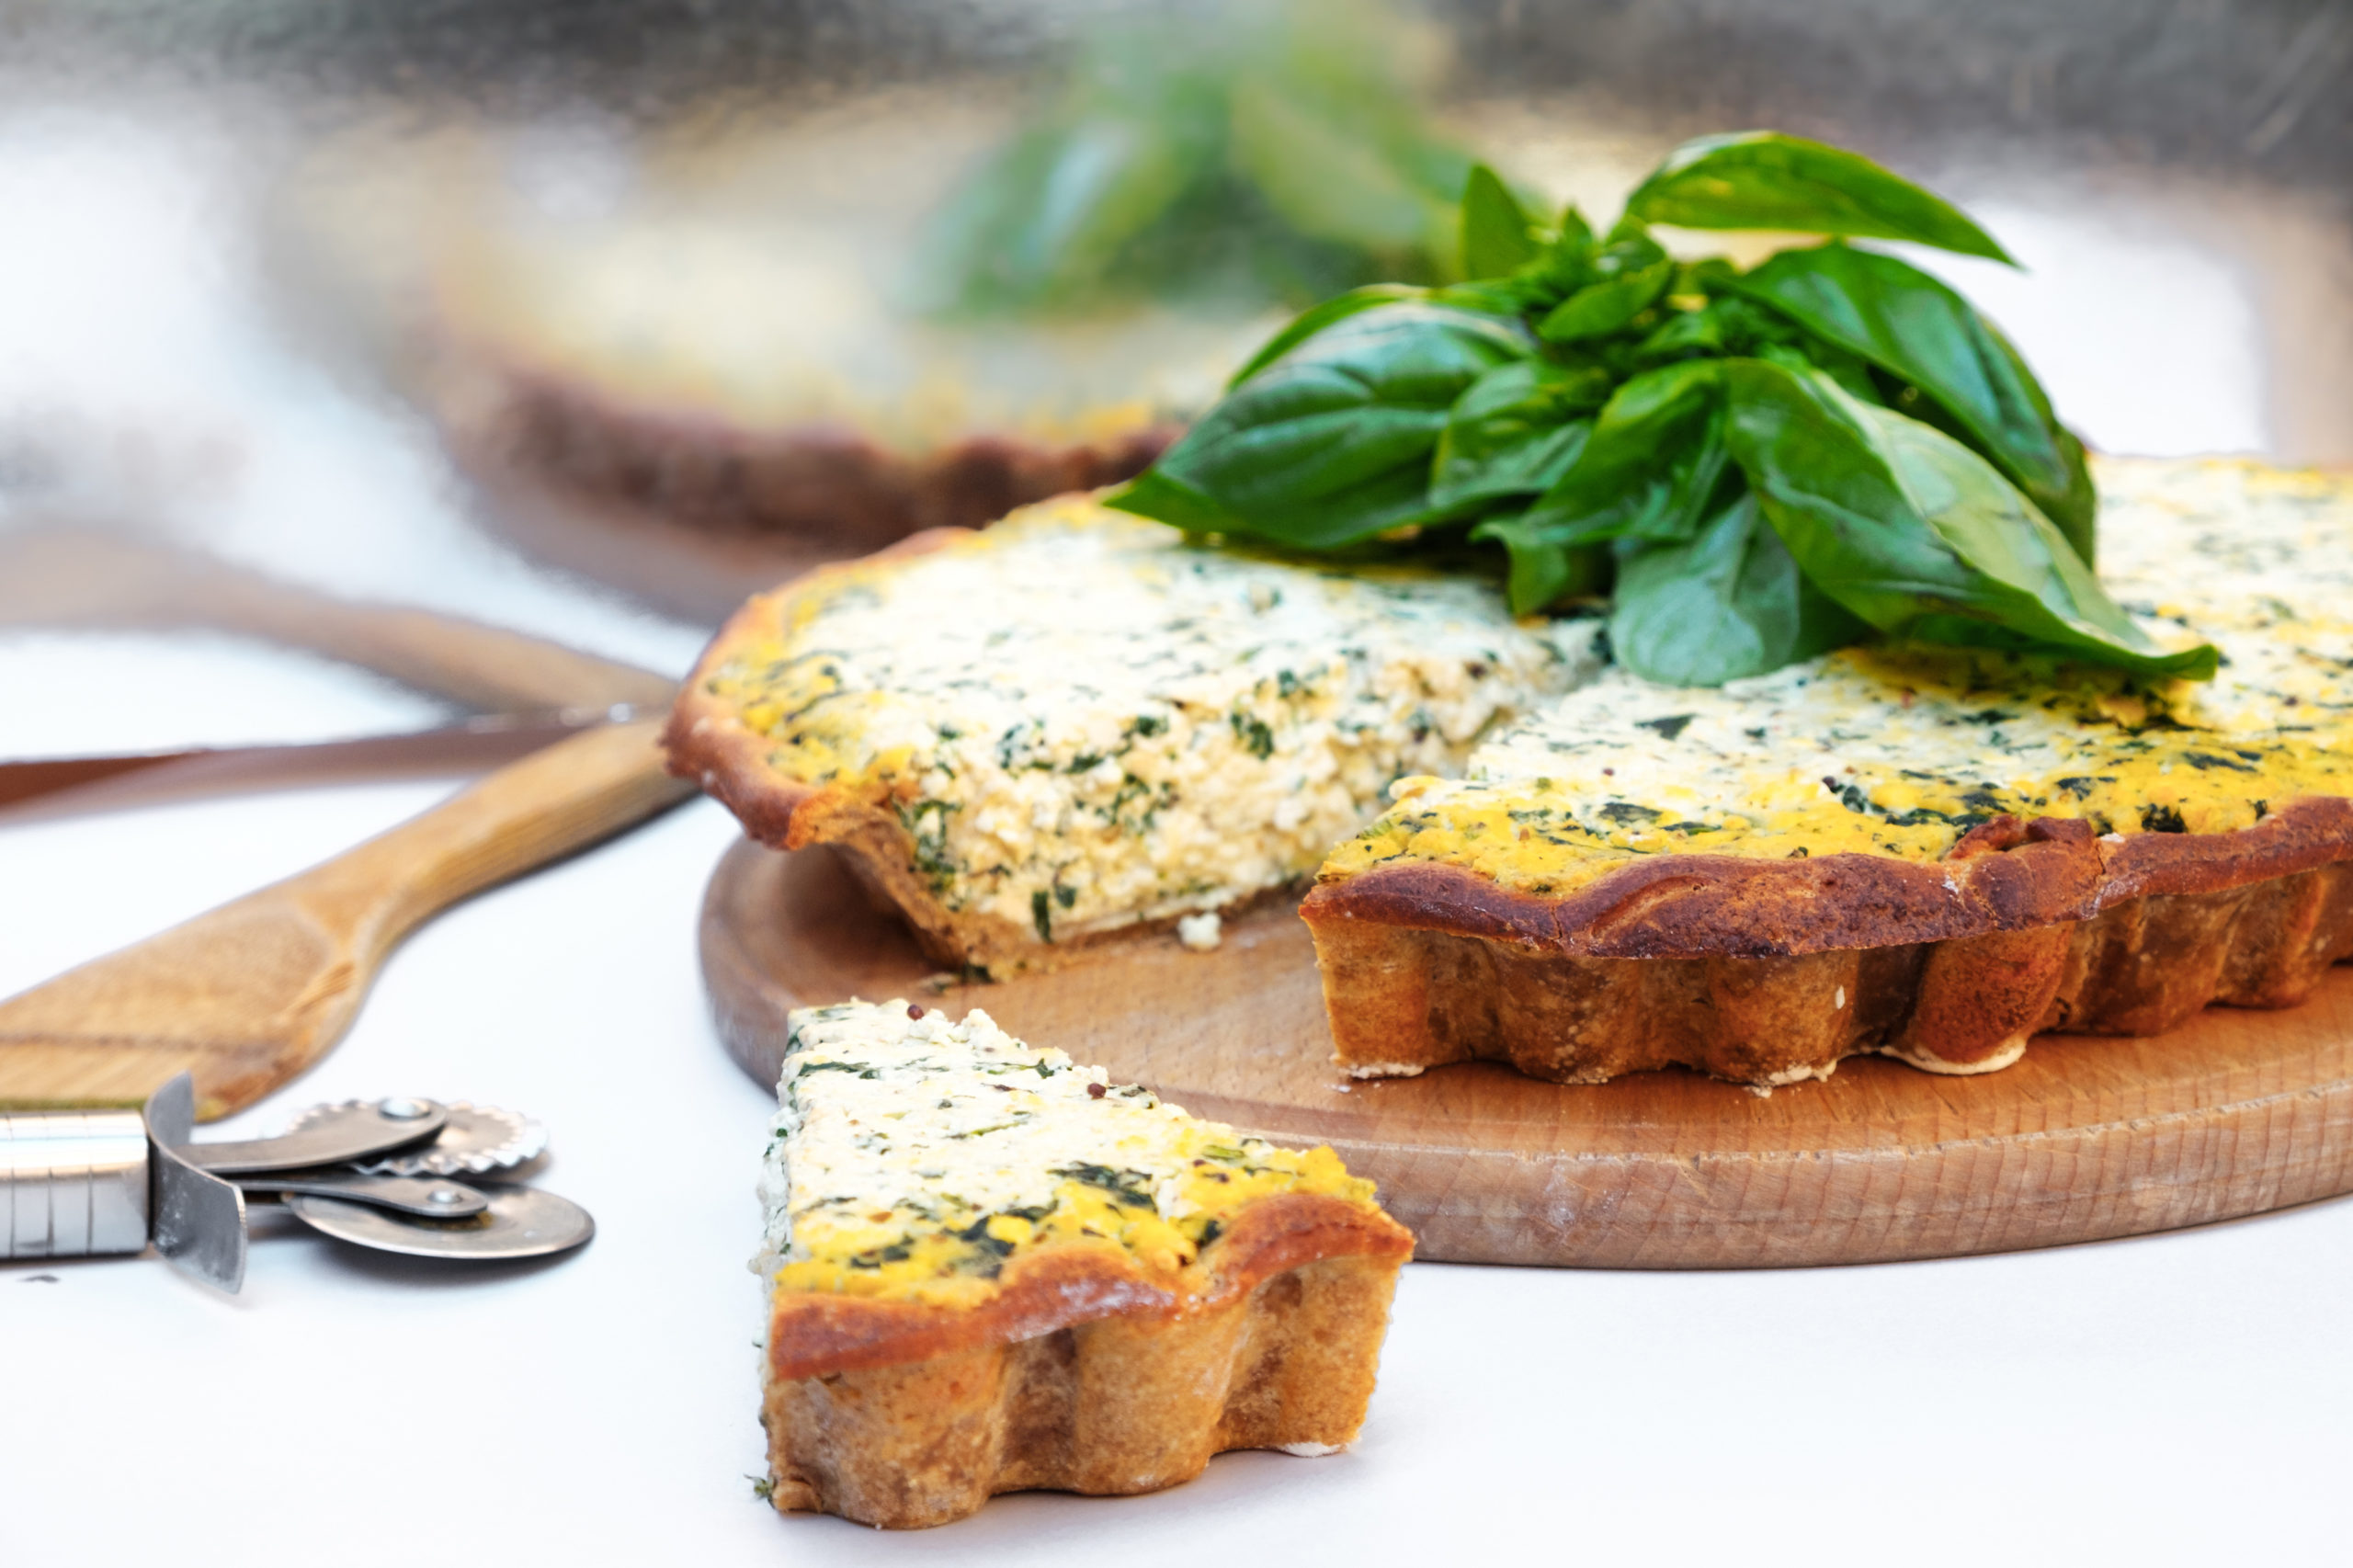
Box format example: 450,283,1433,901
729,501,1603,945
757,1001,1293,1278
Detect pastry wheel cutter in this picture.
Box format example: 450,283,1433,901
0,1074,593,1291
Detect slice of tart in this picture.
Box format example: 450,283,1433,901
756,999,1413,1529
668,494,1600,973
1304,458,2353,1087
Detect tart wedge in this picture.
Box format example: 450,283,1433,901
668,494,1599,973
1306,458,2353,1086
756,1000,1413,1528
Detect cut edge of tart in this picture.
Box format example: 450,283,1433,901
756,999,1413,1529
1303,458,2353,1087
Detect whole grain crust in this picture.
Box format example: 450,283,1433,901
1305,800,2353,1085
663,528,1063,971
763,1193,1414,1528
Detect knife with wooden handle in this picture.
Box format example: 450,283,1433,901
0,719,695,1120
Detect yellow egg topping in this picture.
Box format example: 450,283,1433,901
758,1002,1377,1308
1322,459,2353,897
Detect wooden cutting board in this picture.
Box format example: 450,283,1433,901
700,838,2353,1268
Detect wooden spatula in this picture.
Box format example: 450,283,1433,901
0,719,694,1120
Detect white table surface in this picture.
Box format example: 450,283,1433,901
6,93,2352,1568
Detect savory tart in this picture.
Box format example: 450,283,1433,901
1306,458,2353,1085
432,219,1240,550
756,999,1414,1529
667,494,1601,973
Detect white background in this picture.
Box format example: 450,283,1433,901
5,96,2352,1568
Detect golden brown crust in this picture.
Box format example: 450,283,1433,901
761,1195,1414,1528
662,528,1029,966
1306,813,2109,962
451,350,1172,553
1306,805,2353,1085
663,527,968,835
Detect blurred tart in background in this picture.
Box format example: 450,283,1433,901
272,0,1479,615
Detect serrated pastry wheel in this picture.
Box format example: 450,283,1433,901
1,1077,591,1291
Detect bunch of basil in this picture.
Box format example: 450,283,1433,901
1108,132,2218,686
922,0,1472,317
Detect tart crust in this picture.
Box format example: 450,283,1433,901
1304,800,2353,1085
447,350,1170,554
763,1192,1413,1528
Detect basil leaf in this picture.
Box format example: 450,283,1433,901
1625,131,2016,265
1430,360,1608,508
1518,360,1728,546
1434,278,1532,315
1460,163,1540,281
925,3,1483,320
1600,212,1666,256
927,116,1208,312
1722,358,2216,678
1108,301,1531,548
1538,256,1675,344
1610,490,1866,686
1555,203,1596,252
1756,339,1882,406
1983,317,2097,565
1101,467,1242,532
1732,244,2097,562
1228,75,1460,262
1631,304,1725,365
1469,513,1610,612
1486,203,1599,314
1675,256,1740,296
1227,283,1427,388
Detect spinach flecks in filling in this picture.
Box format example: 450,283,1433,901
1050,1162,1158,1208
1230,710,1277,759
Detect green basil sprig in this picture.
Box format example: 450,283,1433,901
922,0,1472,317
1107,131,2217,686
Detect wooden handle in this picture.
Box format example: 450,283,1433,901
0,527,676,712
0,721,696,1119
275,719,695,954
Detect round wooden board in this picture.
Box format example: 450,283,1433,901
700,837,2353,1268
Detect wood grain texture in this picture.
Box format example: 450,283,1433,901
0,721,695,1119
703,838,2353,1268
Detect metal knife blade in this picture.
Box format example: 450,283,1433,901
143,1074,247,1293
